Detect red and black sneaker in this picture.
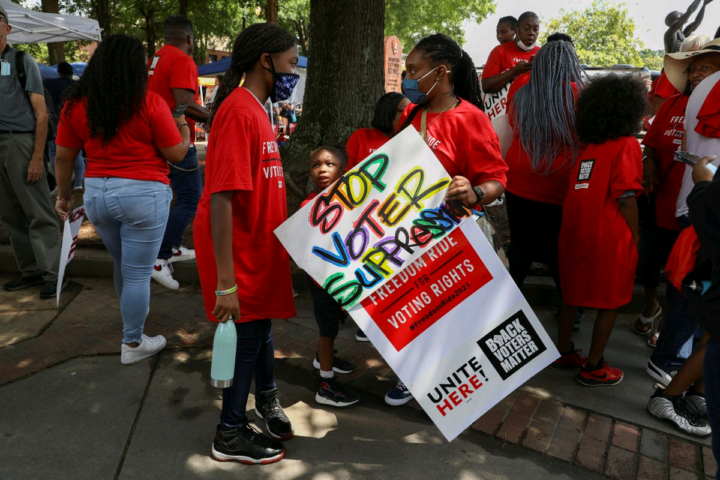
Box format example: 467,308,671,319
550,342,587,370
576,358,624,387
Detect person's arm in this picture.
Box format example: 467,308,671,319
619,196,642,249
642,146,658,194
26,93,48,184
54,145,82,220
156,113,191,163
481,62,531,94
684,0,712,37
172,88,210,122
446,177,505,205
210,191,240,323
665,0,703,51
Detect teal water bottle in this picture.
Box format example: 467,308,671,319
211,320,237,388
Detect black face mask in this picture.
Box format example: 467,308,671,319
267,57,300,103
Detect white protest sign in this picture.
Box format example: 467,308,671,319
275,127,474,309
57,205,85,306
483,84,510,122
349,219,559,441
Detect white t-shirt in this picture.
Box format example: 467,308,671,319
676,70,720,218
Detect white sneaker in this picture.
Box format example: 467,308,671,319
121,334,167,365
152,260,179,290
168,246,195,264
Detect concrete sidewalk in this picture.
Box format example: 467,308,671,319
0,274,715,479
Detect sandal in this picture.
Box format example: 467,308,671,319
633,306,662,335
648,330,660,348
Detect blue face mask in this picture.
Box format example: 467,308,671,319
402,67,444,105
269,58,300,103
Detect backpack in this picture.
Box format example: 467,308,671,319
15,51,56,141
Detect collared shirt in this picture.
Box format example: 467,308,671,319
0,46,44,131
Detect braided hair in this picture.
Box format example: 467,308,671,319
512,40,584,174
414,34,484,111
62,34,147,143
207,23,296,129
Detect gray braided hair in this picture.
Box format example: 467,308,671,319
512,40,584,175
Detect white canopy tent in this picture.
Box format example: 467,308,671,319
1,0,101,44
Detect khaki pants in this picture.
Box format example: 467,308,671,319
0,132,60,281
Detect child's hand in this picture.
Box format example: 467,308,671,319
213,294,240,323
692,155,717,184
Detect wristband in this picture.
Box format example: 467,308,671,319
179,123,189,129
58,196,72,201
215,285,238,296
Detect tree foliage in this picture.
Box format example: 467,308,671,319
541,0,650,68
639,49,664,71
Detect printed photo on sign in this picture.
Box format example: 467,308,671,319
275,127,473,309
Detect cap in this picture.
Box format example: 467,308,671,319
664,39,720,92
0,5,8,24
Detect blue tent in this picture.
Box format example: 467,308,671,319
38,62,88,80
198,55,307,76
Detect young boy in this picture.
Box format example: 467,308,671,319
303,146,360,407
552,74,647,386
496,16,517,44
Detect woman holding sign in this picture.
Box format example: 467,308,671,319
384,33,508,406
54,35,190,365
193,24,298,465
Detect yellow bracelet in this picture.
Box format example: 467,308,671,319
215,285,238,296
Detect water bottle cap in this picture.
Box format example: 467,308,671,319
211,378,233,388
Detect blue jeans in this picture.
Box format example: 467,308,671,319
83,177,172,343
650,284,702,372
220,319,276,429
48,140,85,188
704,342,720,479
158,146,202,260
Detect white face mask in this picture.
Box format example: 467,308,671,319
516,39,537,51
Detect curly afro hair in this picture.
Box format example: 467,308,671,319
575,73,649,145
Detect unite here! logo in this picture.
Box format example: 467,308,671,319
477,310,547,381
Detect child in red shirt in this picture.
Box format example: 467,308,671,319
552,74,648,387
302,146,361,408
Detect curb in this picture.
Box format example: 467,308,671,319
0,245,662,314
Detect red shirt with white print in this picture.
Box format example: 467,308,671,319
346,128,391,169
559,137,643,309
397,100,508,188
194,87,296,323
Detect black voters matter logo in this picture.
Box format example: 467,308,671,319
577,159,595,182
477,310,546,381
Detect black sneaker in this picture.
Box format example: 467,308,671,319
211,424,285,464
40,278,68,299
647,387,711,437
312,351,354,374
355,329,370,342
4,275,44,292
254,388,294,441
316,377,359,407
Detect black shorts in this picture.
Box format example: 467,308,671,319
306,274,343,338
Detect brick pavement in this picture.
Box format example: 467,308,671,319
0,275,715,480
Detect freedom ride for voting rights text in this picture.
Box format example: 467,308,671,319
275,127,474,308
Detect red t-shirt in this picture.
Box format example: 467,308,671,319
642,94,688,230
301,191,318,209
193,87,296,323
55,92,181,184
148,44,199,142
651,71,681,103
398,100,508,187
481,42,539,82
506,71,530,108
696,80,720,138
346,128,391,169
505,82,579,205
559,137,643,309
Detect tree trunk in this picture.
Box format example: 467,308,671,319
294,18,309,56
281,0,385,212
92,0,112,40
144,10,157,57
41,0,65,64
266,0,279,24
179,0,188,17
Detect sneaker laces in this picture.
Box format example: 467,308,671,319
264,391,289,421
672,396,703,426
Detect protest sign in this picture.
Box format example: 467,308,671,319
350,219,559,441
483,84,510,122
56,205,85,306
275,127,473,309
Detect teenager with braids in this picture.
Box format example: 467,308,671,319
345,92,409,170
553,74,647,386
385,33,508,406
193,23,299,464
504,39,583,292
54,34,191,364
